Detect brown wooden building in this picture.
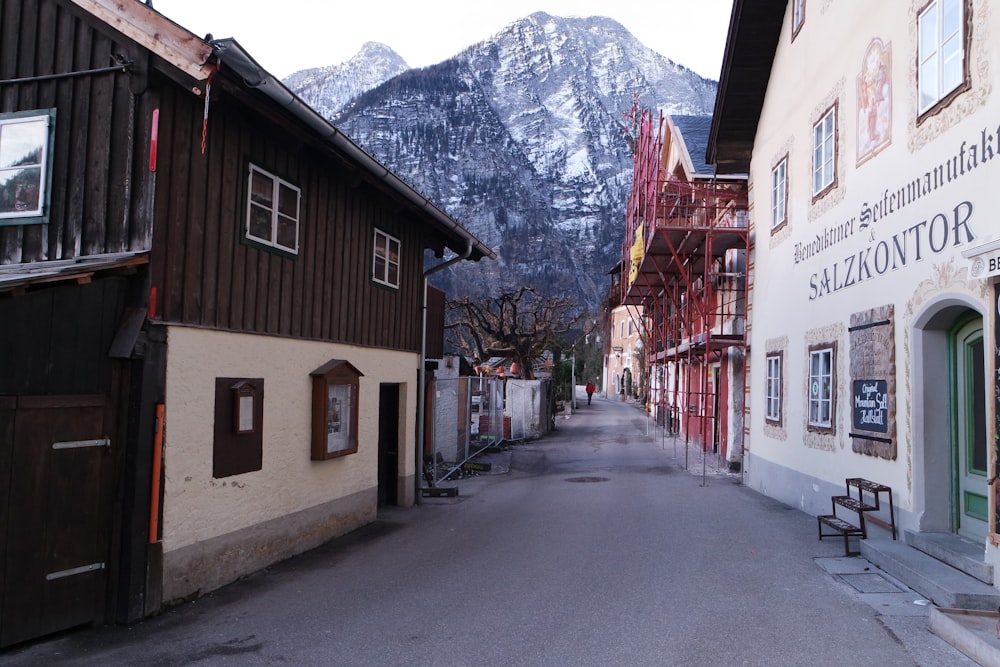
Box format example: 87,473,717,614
0,0,491,647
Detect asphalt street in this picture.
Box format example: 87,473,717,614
1,392,978,666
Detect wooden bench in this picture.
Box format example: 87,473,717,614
817,478,896,556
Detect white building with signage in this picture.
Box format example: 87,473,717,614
709,0,1000,599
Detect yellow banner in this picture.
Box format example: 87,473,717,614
628,222,644,286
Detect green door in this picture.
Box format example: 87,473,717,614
953,318,988,541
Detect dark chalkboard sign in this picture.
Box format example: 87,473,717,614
853,379,889,433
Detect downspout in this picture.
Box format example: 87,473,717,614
416,239,473,504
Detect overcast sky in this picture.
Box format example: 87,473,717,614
151,0,734,81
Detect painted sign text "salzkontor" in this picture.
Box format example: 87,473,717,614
795,117,998,299
808,200,974,300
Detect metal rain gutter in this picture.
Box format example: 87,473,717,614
415,238,474,503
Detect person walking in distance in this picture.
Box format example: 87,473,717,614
585,380,596,406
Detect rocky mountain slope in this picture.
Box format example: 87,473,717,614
286,12,717,310
284,42,410,121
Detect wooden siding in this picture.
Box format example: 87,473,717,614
0,0,155,264
150,84,427,352
0,277,126,395
426,285,446,359
1,0,454,352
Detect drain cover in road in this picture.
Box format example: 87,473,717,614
837,573,905,593
565,476,609,483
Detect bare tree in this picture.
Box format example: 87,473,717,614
446,287,584,380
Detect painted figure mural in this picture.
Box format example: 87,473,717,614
857,39,892,165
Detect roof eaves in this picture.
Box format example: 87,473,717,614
72,2,494,264
0,252,149,295
70,0,214,81
209,39,494,262
706,0,788,173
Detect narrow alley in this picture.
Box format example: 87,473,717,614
3,393,974,666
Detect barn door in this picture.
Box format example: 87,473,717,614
0,395,115,648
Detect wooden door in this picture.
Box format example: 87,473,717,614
377,384,400,507
0,395,115,647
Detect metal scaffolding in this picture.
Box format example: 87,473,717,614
620,110,749,476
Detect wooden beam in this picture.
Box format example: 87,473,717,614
70,0,214,81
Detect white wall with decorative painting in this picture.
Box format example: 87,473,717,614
745,0,999,560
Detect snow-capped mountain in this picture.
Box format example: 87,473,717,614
286,13,717,309
284,42,409,121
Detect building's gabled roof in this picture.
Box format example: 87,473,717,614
71,0,495,264
207,38,495,263
706,0,788,174
671,115,713,176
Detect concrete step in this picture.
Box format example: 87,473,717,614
930,607,1000,667
861,537,1000,611
905,530,994,585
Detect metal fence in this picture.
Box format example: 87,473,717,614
424,376,553,486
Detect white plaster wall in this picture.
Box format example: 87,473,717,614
162,326,417,552
507,380,544,440
724,349,745,464
432,380,461,463
744,0,997,520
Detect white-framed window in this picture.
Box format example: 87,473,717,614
918,0,965,115
0,109,55,225
246,163,300,255
372,228,400,288
812,105,837,196
771,157,787,229
765,353,782,423
808,344,835,429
